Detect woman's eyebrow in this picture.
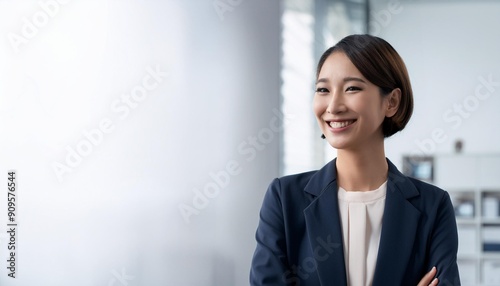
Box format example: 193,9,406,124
343,76,366,83
316,77,366,85
316,78,329,84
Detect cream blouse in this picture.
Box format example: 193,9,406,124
337,181,387,286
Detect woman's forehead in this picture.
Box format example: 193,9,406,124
318,52,365,81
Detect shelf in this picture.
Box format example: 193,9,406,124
481,253,500,259
481,218,500,224
433,154,500,286
457,218,477,224
458,254,478,260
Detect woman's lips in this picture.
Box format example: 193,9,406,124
326,119,357,132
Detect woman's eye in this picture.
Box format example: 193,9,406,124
345,86,361,92
315,87,329,93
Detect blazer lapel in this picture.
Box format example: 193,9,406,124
303,159,347,286
372,160,421,285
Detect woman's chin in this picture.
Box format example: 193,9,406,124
326,139,350,150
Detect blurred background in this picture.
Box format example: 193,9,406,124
0,0,499,285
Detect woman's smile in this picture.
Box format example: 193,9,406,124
325,119,357,133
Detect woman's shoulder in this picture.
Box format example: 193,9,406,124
265,169,320,202
407,176,448,197
276,170,318,187
387,159,449,200
402,176,452,212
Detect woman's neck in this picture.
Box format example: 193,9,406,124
336,143,388,192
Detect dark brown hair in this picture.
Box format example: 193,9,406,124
316,34,413,138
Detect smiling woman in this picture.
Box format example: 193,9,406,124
250,34,460,286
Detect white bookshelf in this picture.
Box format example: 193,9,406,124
434,154,500,286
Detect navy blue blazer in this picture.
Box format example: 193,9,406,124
250,158,460,285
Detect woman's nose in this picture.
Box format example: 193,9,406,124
326,90,347,114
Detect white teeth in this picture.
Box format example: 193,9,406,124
329,120,354,128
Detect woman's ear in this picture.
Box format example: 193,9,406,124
385,88,401,118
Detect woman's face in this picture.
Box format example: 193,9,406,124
313,52,397,151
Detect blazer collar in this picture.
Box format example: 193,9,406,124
303,158,346,285
304,158,419,199
373,160,421,285
303,158,421,286
386,159,420,199
303,158,337,197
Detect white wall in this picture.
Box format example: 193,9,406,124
0,0,281,285
370,0,500,168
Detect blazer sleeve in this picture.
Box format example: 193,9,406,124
250,178,290,286
428,191,461,285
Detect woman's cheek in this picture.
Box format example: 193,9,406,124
312,96,325,117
